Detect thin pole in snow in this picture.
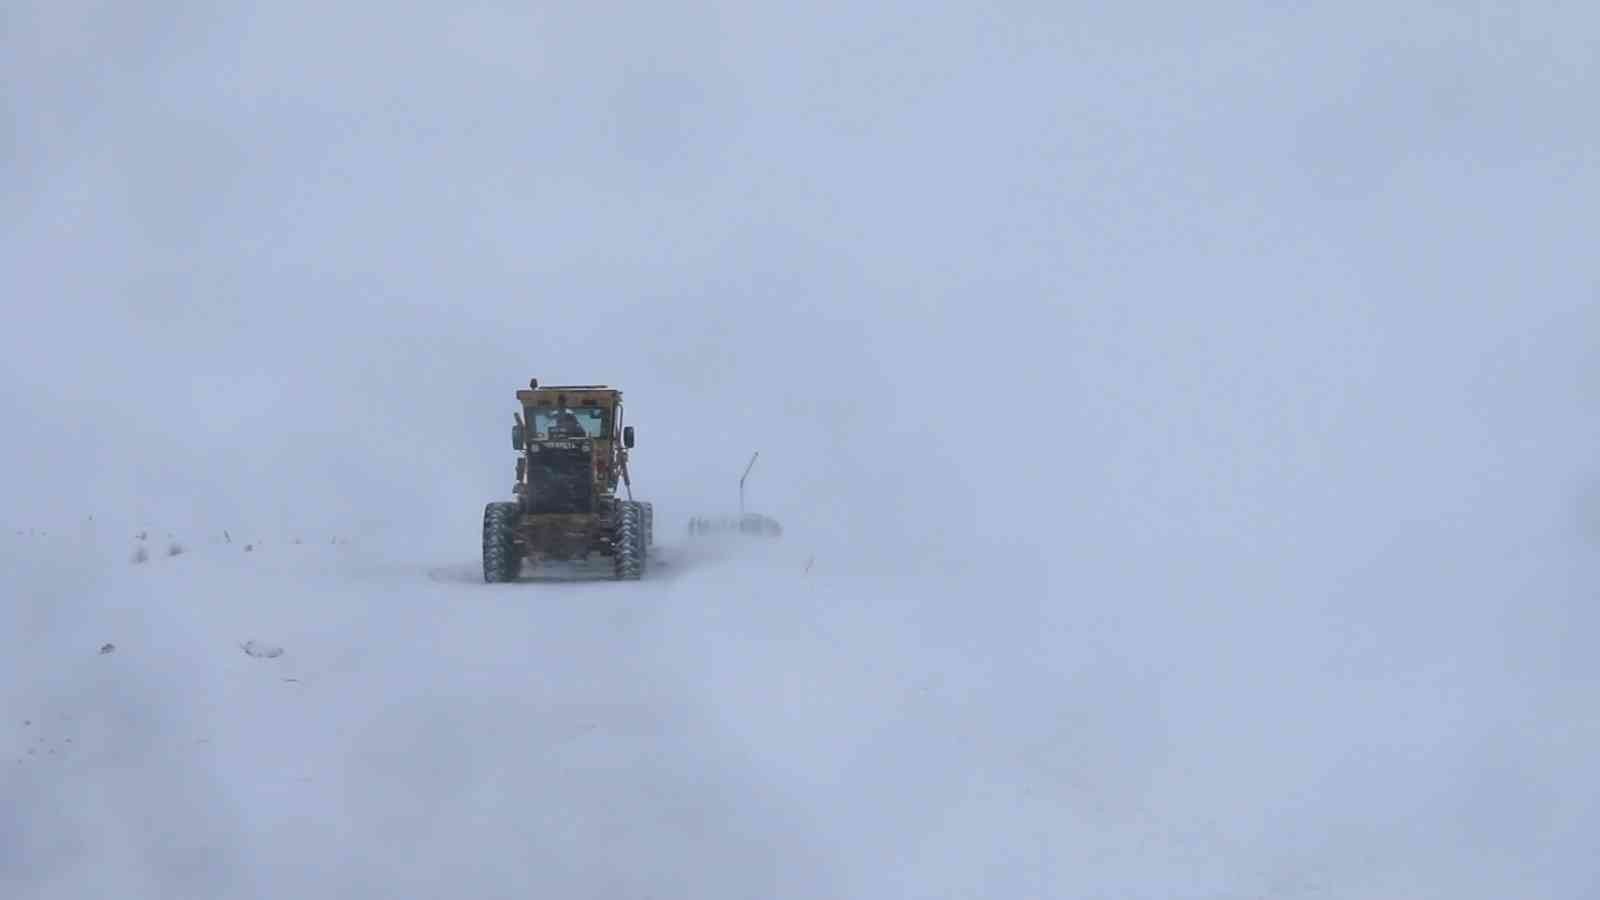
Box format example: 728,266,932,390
739,451,760,516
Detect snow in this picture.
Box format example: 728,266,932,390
7,0,1600,895
3,514,1596,898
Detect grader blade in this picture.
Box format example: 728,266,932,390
686,451,784,539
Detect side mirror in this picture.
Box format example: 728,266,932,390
512,424,524,449
623,425,635,449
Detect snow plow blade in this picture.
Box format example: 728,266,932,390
687,513,783,538
686,451,784,540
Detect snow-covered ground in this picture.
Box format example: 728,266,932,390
5,508,1596,898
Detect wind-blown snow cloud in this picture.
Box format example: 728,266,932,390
4,2,1598,897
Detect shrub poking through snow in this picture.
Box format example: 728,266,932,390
167,542,184,557
240,640,283,659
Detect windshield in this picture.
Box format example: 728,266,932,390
529,406,609,439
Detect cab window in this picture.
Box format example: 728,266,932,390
529,406,609,439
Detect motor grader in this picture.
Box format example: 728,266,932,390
482,379,653,582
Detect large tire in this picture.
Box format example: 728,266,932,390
612,501,643,581
631,500,649,575
641,501,654,548
637,504,650,572
482,502,521,583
